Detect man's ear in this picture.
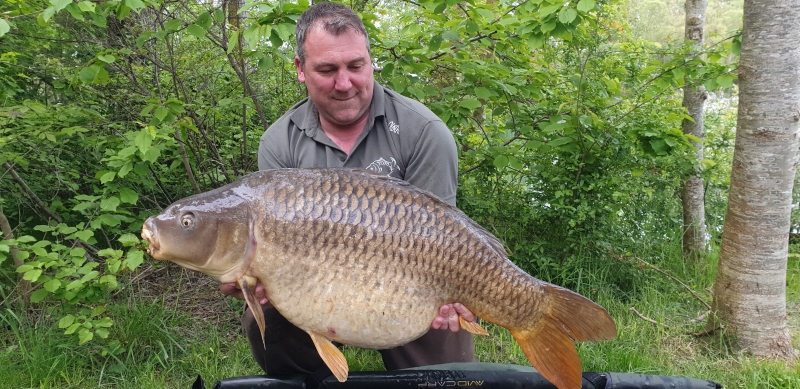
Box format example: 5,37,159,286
295,56,305,83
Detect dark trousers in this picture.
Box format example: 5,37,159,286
242,304,476,379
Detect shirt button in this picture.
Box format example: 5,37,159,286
339,156,346,162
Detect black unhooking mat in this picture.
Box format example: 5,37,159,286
192,362,722,389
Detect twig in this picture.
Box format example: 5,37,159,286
3,162,100,260
629,307,669,327
4,162,63,223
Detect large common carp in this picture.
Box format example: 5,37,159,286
140,168,616,389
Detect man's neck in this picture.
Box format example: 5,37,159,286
320,113,369,155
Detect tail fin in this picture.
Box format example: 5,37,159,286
511,285,616,389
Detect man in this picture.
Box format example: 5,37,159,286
220,2,476,381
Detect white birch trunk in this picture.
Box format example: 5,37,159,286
708,0,799,359
682,0,709,263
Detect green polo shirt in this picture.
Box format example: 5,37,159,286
258,81,458,206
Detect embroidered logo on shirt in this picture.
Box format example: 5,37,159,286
366,157,400,175
388,120,400,134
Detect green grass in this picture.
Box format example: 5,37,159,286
1,245,798,389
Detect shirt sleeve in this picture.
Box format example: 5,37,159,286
258,126,292,170
403,119,459,206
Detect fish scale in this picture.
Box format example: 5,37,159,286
141,168,616,389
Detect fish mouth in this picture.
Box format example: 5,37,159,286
140,223,161,258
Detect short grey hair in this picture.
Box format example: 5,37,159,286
295,2,371,65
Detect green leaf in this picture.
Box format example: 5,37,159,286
78,328,94,344
558,8,578,24
74,230,94,241
549,136,574,147
243,24,261,45
124,0,145,11
134,129,153,156
71,247,86,258
30,289,49,303
465,21,479,34
125,250,144,270
23,269,43,282
118,161,133,178
186,24,206,39
142,145,162,163
50,0,73,12
213,9,225,23
493,155,509,169
118,233,140,247
65,322,81,334
97,214,121,227
95,328,110,339
576,0,595,12
474,87,493,100
164,18,182,31
77,1,95,12
0,244,8,253
100,275,118,289
59,225,78,234
118,188,139,204
527,33,545,50
107,258,122,274
17,264,34,273
66,279,83,291
227,31,240,54
78,67,97,84
196,12,212,30
474,8,494,20
100,197,120,212
17,235,37,243
539,4,561,17
460,99,482,110
154,106,169,122
59,315,76,328
94,317,113,327
428,34,443,52
80,270,100,283
97,54,115,63
716,74,736,89
98,170,115,183
0,20,10,38
258,55,274,70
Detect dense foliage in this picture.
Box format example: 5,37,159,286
1,0,739,353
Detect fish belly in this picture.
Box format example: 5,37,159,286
249,245,443,349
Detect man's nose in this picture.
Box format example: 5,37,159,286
334,71,353,91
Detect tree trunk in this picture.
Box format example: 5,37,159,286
681,0,708,263
708,0,799,359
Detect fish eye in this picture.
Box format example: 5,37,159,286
180,212,195,229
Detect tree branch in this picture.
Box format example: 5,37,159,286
3,162,99,260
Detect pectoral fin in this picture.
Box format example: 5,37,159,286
307,331,349,382
238,276,265,349
459,316,489,336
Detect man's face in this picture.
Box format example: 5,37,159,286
295,25,374,128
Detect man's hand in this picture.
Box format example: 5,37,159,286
430,303,475,332
220,281,270,305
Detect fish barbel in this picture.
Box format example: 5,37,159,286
140,168,616,389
